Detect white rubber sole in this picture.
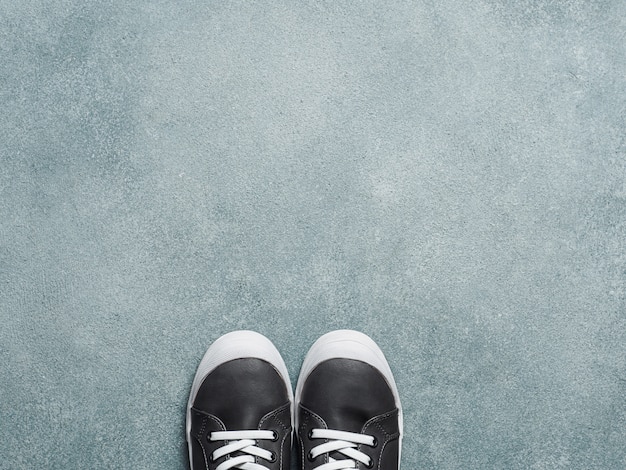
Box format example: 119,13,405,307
295,330,403,467
186,331,293,469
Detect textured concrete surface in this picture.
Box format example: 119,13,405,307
1,1,625,469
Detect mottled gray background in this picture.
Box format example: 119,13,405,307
1,1,625,469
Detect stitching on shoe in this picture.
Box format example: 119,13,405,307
375,421,391,440
278,427,289,470
192,408,227,433
299,404,330,466
258,403,291,469
374,434,399,470
259,402,290,432
194,435,210,470
299,409,310,468
194,412,227,469
299,404,327,430
362,409,397,433
204,413,227,431
198,414,208,438
361,410,399,470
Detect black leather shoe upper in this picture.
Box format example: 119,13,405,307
297,358,400,470
189,358,292,470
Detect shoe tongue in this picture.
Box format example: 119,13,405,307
221,403,265,431
319,403,371,434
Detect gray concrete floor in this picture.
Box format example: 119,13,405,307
1,1,625,468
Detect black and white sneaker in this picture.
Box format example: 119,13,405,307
295,330,402,470
186,331,293,470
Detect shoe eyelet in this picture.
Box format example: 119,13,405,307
307,451,315,462
371,437,378,448
307,429,314,440
365,458,374,469
268,451,277,463
271,431,279,442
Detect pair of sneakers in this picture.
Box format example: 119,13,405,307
186,330,403,470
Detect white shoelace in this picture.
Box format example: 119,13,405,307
209,430,277,470
308,429,376,470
